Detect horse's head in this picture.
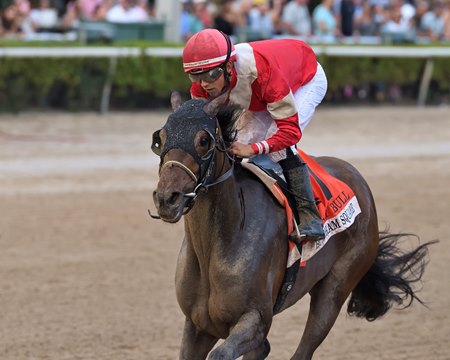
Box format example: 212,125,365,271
151,92,238,223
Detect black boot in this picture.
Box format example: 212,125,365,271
279,151,325,243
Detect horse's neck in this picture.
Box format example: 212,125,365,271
184,176,241,254
187,176,240,226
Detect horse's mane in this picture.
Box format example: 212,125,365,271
215,103,243,147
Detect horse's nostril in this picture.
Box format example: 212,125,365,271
153,190,182,208
168,192,182,206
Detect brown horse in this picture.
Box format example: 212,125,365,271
151,93,435,360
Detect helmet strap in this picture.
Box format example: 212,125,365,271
218,31,233,86
219,30,232,65
223,63,232,84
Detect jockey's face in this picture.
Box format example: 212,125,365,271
191,62,232,98
199,73,226,98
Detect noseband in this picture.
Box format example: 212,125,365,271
150,114,235,219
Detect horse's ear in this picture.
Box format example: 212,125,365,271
170,91,182,112
151,129,163,156
203,91,229,116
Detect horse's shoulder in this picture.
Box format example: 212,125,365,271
234,163,262,182
234,163,282,202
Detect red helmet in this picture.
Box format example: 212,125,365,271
183,29,237,73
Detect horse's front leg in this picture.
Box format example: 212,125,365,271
208,310,269,360
242,339,271,360
179,318,218,360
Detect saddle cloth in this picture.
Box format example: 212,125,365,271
242,149,361,267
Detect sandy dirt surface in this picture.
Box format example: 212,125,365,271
1,107,449,360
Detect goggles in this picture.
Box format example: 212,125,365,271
188,66,224,83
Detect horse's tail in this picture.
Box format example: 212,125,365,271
346,232,437,321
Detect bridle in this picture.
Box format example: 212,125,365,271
149,116,235,219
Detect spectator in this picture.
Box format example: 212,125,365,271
386,0,414,28
136,0,153,18
15,0,31,17
213,0,244,37
312,0,340,42
413,0,430,33
23,0,59,33
192,0,212,28
372,1,387,35
147,0,156,17
281,0,312,37
400,0,415,25
354,0,377,36
420,0,447,41
77,0,102,20
91,0,111,20
381,3,415,42
62,0,82,29
180,0,203,41
105,0,149,22
1,5,22,35
63,0,113,26
248,0,274,39
1,0,31,36
239,0,252,27
353,0,364,19
444,2,450,40
270,0,286,35
339,0,355,36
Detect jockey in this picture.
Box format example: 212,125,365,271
182,28,327,243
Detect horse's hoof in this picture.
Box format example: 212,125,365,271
208,347,233,360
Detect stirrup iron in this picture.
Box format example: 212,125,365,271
289,218,305,245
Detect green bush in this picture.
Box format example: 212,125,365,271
0,44,448,111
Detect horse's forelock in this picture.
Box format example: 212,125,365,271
169,99,209,123
168,98,240,146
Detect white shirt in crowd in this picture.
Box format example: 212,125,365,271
106,4,148,23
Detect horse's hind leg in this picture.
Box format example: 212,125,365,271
291,242,376,360
242,339,271,360
291,278,348,360
179,318,218,360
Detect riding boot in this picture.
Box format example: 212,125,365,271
279,151,325,244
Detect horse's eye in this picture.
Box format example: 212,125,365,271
199,136,210,148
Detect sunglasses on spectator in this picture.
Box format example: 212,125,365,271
188,66,224,83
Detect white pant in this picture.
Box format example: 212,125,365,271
236,62,328,162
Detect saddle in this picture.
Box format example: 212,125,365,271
242,150,362,313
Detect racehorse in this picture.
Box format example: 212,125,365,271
150,92,435,360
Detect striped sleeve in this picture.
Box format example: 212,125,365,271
251,114,302,154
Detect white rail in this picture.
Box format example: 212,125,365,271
0,47,141,57
311,45,450,58
2,45,449,57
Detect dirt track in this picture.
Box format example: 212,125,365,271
1,107,449,359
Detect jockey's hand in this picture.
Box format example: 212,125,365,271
230,142,256,158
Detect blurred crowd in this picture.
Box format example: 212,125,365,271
1,0,450,42
0,0,155,39
182,0,450,43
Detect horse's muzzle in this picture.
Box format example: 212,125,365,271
152,190,191,223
